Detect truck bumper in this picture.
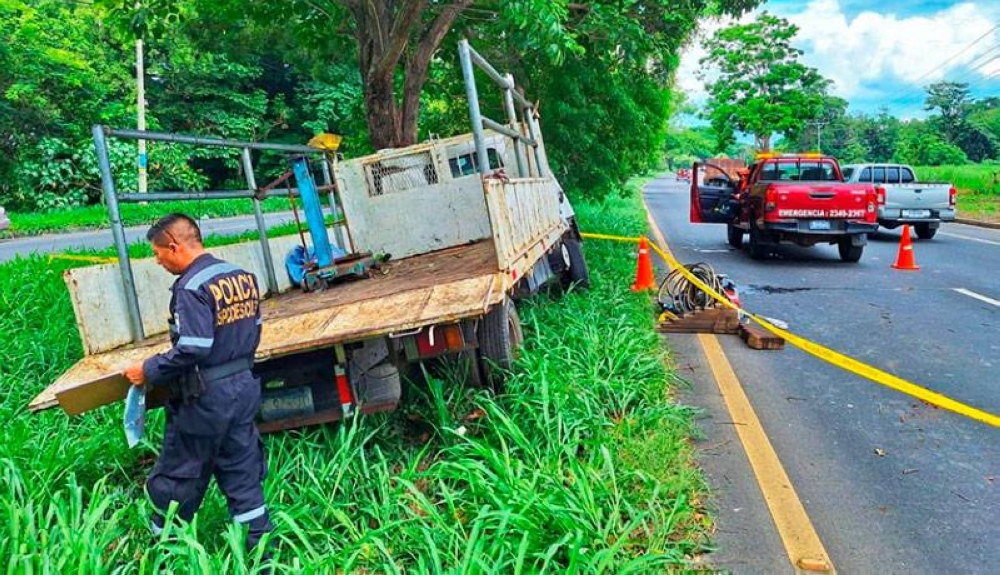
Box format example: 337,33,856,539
764,220,878,235
877,208,955,225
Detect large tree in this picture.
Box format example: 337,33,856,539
700,12,829,151
924,81,996,162
168,0,762,151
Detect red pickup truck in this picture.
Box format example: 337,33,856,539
690,154,879,262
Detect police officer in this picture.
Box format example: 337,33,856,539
123,213,272,550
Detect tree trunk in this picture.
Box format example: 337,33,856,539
755,133,771,151
344,0,473,150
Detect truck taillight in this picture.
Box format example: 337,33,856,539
875,186,886,206
765,187,777,213
949,186,957,208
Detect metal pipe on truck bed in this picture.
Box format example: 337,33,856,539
243,147,279,295
459,40,492,176
92,125,145,341
107,128,322,154
482,118,537,147
503,73,529,177
117,189,302,202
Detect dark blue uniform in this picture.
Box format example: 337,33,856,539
142,253,272,548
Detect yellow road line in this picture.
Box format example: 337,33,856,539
644,205,834,573
698,334,834,573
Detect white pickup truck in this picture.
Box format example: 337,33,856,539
841,163,956,239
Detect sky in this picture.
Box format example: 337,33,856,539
676,0,1000,120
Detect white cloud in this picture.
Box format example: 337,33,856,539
676,0,1000,113
789,0,996,98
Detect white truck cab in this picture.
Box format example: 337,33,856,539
841,163,956,239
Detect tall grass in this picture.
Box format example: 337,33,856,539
0,184,707,572
915,164,1000,195
915,164,1000,218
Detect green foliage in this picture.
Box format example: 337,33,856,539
540,52,671,201
924,82,997,162
854,108,901,162
700,12,830,151
0,187,710,572
665,126,719,168
894,121,969,166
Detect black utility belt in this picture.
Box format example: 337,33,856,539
198,357,254,383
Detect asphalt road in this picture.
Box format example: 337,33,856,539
646,175,1000,574
0,212,297,263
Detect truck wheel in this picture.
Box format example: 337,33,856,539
746,218,768,260
914,223,937,240
727,224,744,249
478,298,523,391
562,238,591,289
838,239,864,262
547,237,591,291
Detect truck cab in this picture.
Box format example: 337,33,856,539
691,153,879,262
841,163,956,239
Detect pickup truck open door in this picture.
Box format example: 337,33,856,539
689,162,738,224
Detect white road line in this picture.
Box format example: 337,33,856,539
939,232,1000,246
954,288,1000,308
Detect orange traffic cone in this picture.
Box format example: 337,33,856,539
631,236,656,291
891,225,920,271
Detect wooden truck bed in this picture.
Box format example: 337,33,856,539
29,240,506,415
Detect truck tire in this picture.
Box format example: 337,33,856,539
727,224,744,249
838,238,864,262
547,237,591,291
914,223,937,240
562,238,591,289
478,298,523,391
746,217,768,260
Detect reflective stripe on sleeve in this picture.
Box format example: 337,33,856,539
176,336,214,348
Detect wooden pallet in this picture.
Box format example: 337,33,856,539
739,322,785,350
656,307,741,334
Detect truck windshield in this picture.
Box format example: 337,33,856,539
758,160,839,182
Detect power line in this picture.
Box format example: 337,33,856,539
881,44,1000,112
908,24,998,85
876,24,998,104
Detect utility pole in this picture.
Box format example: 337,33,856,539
135,6,147,193
808,120,828,153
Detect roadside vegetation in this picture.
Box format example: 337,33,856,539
0,183,710,572
917,164,1000,220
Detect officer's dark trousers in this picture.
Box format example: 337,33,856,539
147,371,272,549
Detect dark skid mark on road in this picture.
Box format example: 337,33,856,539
747,285,816,294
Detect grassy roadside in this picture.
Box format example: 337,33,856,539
1,197,291,239
0,181,708,572
916,164,1000,223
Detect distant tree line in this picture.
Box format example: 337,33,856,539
679,12,1000,167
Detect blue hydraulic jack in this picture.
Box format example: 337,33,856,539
289,156,380,292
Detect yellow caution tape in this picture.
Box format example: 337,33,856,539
47,254,118,265
582,231,1000,428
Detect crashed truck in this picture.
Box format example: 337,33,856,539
28,41,590,433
